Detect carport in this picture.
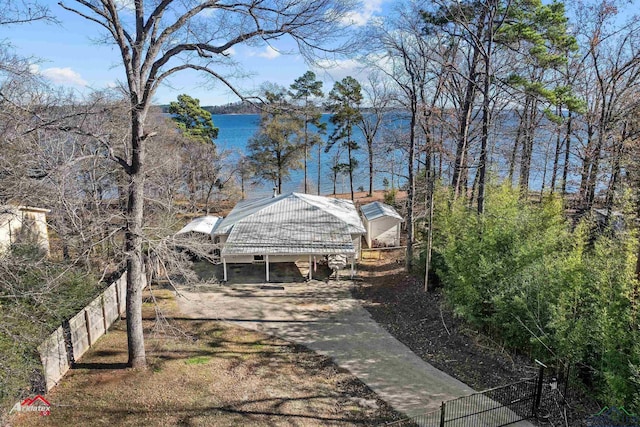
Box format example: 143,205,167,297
213,192,366,282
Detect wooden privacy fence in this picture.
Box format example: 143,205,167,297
36,272,146,391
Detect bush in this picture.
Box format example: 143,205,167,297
431,185,640,409
384,188,397,206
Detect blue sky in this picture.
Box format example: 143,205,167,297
1,0,390,106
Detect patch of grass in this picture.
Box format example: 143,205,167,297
10,290,404,426
184,356,210,365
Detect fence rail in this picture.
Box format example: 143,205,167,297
386,367,543,427
37,272,143,391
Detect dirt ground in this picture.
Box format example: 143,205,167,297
353,252,600,426
9,289,405,427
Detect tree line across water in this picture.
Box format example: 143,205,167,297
2,0,640,423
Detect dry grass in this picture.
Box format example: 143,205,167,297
10,289,402,426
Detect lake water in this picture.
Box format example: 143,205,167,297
212,114,391,198
211,113,582,199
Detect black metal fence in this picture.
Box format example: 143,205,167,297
386,367,544,427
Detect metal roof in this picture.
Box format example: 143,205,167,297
214,192,366,236
360,201,403,221
176,215,221,236
218,193,364,256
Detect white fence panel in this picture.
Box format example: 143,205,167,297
86,296,105,346
38,271,133,392
69,309,89,361
103,283,119,326
37,326,70,391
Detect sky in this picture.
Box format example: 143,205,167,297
1,0,391,106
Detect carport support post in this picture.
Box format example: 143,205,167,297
265,254,270,282
223,258,227,281
351,258,355,278
308,255,313,280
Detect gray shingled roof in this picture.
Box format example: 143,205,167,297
218,193,365,256
360,201,403,221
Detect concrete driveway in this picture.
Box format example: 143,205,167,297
176,278,534,425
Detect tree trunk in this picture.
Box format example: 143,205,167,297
125,116,147,369
368,139,374,197
561,111,572,196
519,97,535,194
318,144,322,195
348,127,354,201
303,119,308,193
406,105,417,271
452,19,483,200
508,110,523,186
550,105,563,194
579,124,596,207
585,132,604,209
424,171,434,292
477,36,492,215
604,124,626,214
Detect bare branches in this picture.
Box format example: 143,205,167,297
0,0,53,26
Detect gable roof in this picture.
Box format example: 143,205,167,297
361,201,403,221
217,193,365,257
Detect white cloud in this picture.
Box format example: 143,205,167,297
257,46,281,60
341,0,385,27
224,46,236,56
113,0,135,11
40,67,88,86
314,58,363,81
28,64,39,74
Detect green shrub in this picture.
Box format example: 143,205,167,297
431,185,640,409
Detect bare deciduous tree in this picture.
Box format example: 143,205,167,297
59,0,356,368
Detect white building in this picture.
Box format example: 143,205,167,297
360,201,403,248
212,192,366,281
0,206,51,256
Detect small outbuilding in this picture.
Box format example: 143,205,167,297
213,192,366,282
0,205,51,256
360,201,403,248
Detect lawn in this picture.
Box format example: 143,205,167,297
10,289,403,426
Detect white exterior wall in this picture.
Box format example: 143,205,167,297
0,207,50,255
364,216,401,247
0,214,21,254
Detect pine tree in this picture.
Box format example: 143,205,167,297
289,71,325,194
325,76,363,201
247,87,304,193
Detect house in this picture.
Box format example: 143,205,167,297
212,192,366,281
0,205,51,256
360,201,403,248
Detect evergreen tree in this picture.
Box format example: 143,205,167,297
169,94,219,144
247,87,304,193
290,71,326,194
325,76,363,201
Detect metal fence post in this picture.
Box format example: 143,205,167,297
533,360,546,416
440,401,446,427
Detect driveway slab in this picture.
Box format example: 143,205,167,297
176,279,534,425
